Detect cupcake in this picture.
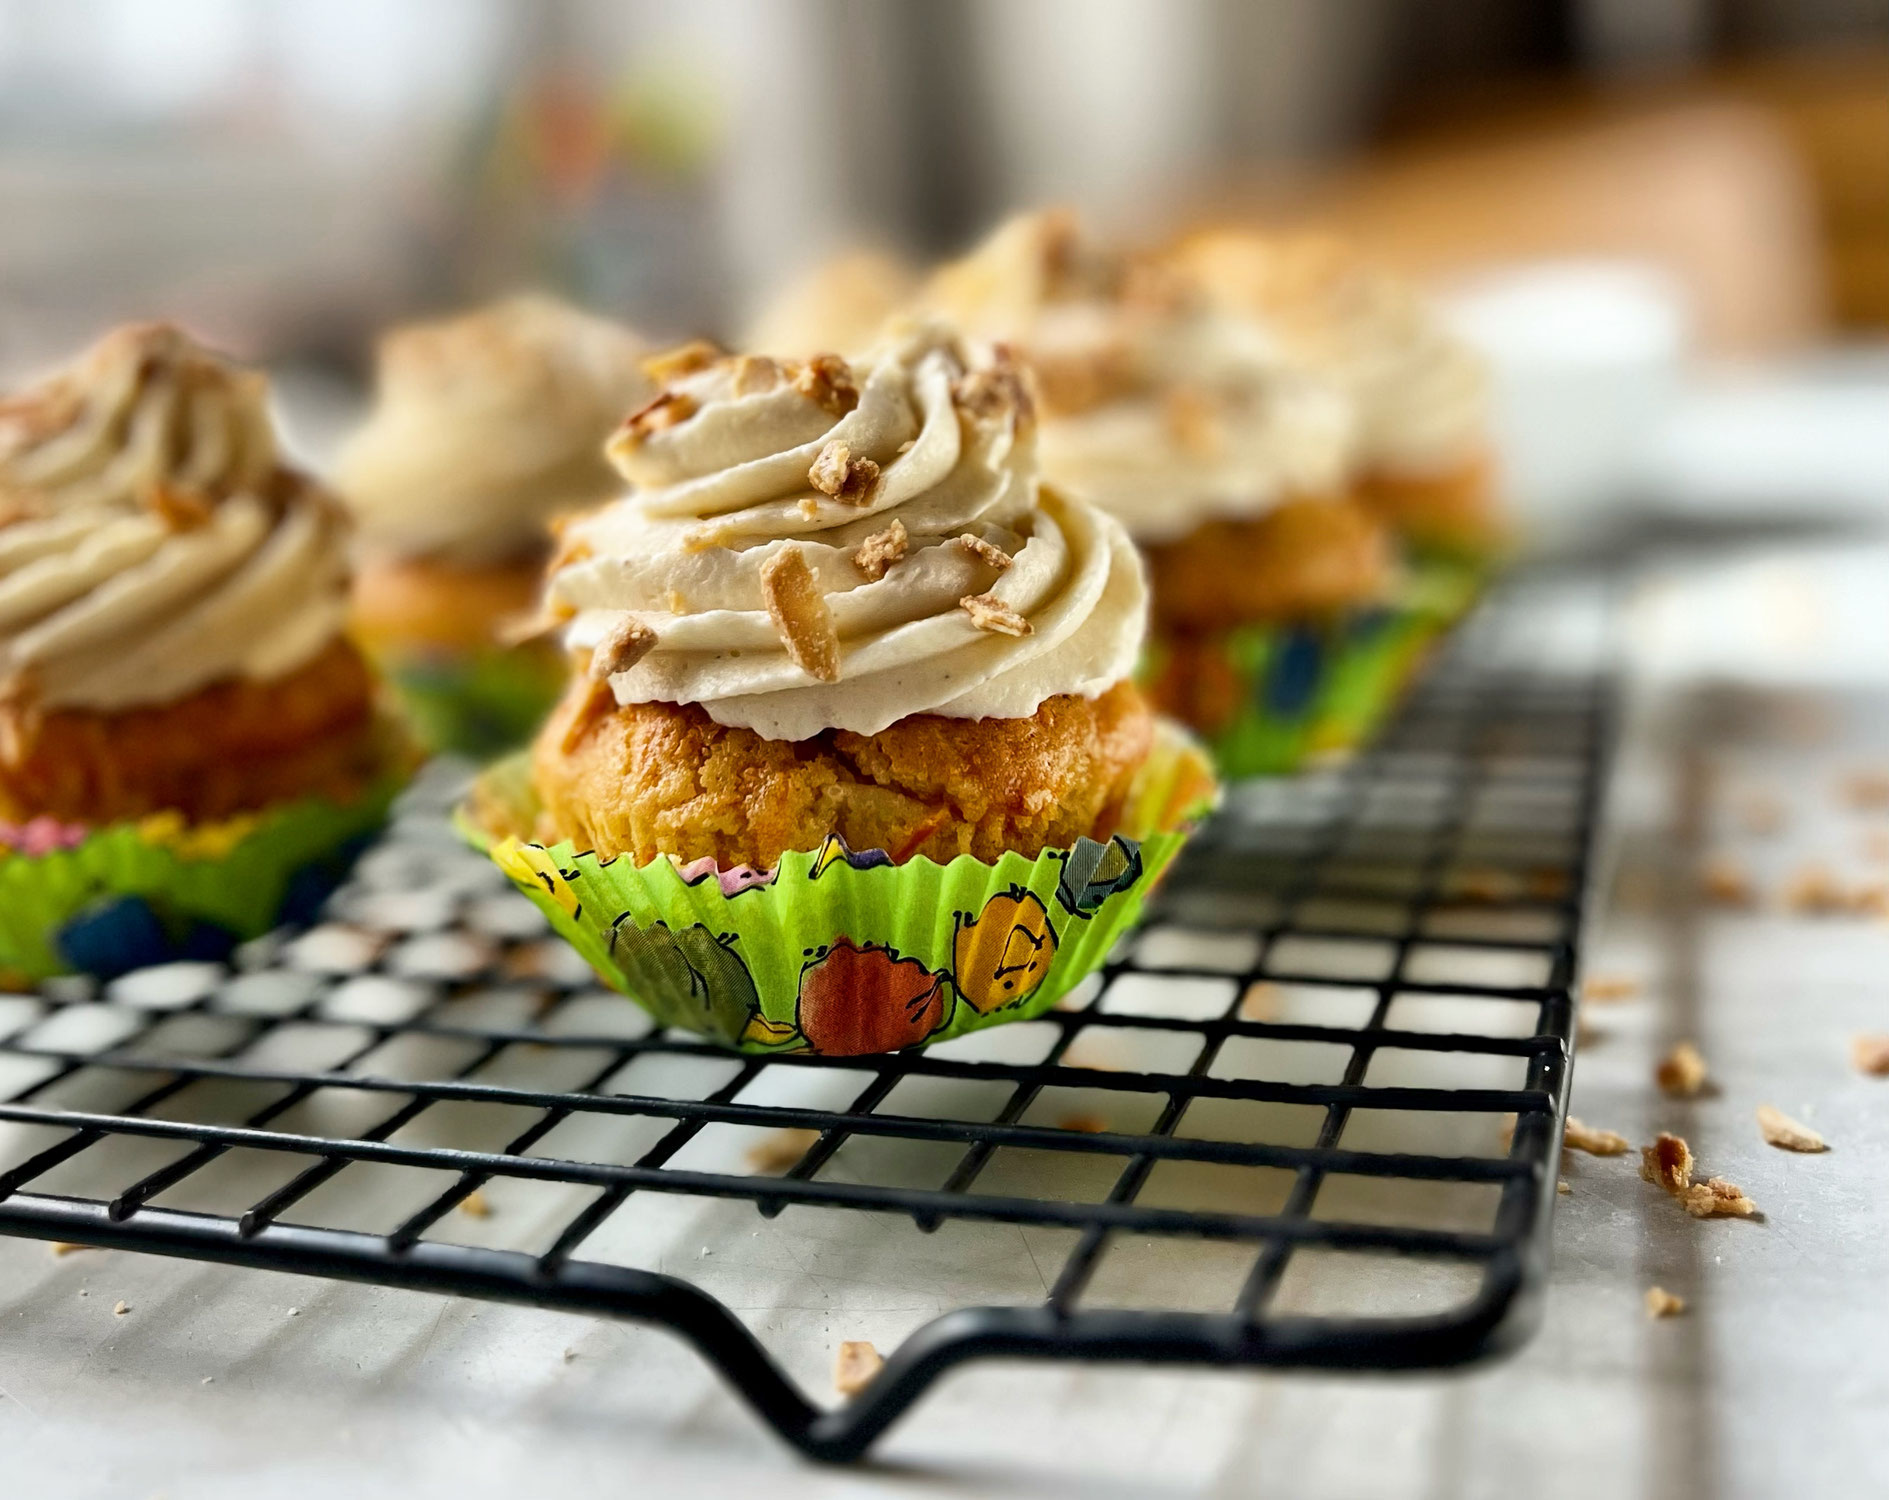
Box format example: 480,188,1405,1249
461,323,1214,1054
1171,229,1503,566
741,248,916,362
0,324,409,978
336,294,655,754
922,211,1419,775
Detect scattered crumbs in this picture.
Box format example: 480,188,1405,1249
1655,1041,1710,1098
1457,867,1522,903
1862,829,1889,863
50,1241,98,1257
960,591,1032,637
1563,1117,1630,1156
1576,1016,1606,1050
1640,1132,1694,1195
745,1127,819,1174
201,1376,214,1385
1557,1180,1571,1195
587,617,657,681
1238,982,1280,1021
112,1300,129,1316
1756,1103,1827,1153
1841,768,1889,810
1057,1114,1108,1134
851,519,908,582
1683,1177,1758,1219
1644,1286,1687,1319
834,1340,884,1398
1781,864,1855,916
287,1307,300,1317
78,1289,87,1298
1581,974,1640,1003
698,1246,713,1258
956,532,1014,572
1497,1113,1517,1147
1852,1034,1889,1076
1699,856,1756,908
458,1188,493,1219
562,1348,577,1363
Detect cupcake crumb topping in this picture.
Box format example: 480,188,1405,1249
807,440,881,504
789,354,860,418
956,533,1013,571
851,519,908,581
759,544,842,682
588,616,658,680
641,339,721,384
960,592,1032,637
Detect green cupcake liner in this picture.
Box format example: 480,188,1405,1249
457,722,1218,1055
0,773,408,984
1145,558,1489,780
382,643,563,759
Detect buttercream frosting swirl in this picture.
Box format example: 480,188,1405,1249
922,212,1358,543
1175,230,1489,477
545,321,1146,741
0,323,352,713
336,294,653,565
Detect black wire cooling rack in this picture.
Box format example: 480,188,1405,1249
0,589,1611,1463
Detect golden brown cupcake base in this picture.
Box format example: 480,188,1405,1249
0,639,387,824
1143,494,1393,632
1358,453,1505,557
351,552,543,657
530,682,1156,870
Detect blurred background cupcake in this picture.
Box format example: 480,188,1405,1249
0,324,411,978
336,293,654,756
920,210,1418,775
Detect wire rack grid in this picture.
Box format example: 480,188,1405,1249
0,596,1610,1463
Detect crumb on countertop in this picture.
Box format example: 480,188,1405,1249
112,1300,129,1316
1655,1040,1710,1098
1734,791,1785,835
1564,1117,1631,1156
1641,1131,1759,1219
1841,768,1889,810
1057,1113,1107,1134
1557,1180,1571,1195
1581,974,1640,1003
1756,1103,1827,1152
458,1188,493,1218
1645,1286,1687,1319
746,1127,819,1174
1852,1034,1889,1076
1699,856,1756,908
1239,982,1280,1021
834,1340,884,1398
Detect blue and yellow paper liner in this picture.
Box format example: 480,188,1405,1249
382,643,563,760
1145,557,1486,779
457,722,1218,1055
0,775,407,984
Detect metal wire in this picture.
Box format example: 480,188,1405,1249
0,592,1609,1462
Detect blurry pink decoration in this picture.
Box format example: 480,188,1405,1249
0,817,93,857
673,855,778,897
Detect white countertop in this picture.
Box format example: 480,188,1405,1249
4,544,1888,1499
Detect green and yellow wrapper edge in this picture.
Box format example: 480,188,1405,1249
457,721,1219,1055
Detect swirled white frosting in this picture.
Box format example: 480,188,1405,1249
545,322,1146,741
336,295,653,566
0,324,352,712
1176,231,1489,477
922,212,1358,543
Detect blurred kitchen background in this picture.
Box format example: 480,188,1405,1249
1,0,1885,554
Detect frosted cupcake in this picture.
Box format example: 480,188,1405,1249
336,294,654,754
1172,229,1503,563
0,324,409,978
742,248,916,364
462,323,1214,1054
922,211,1416,775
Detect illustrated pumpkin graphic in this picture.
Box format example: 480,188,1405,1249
494,839,584,920
953,887,1058,1014
1053,834,1143,917
795,938,946,1055
607,917,761,1042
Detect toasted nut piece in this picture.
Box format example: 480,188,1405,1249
956,533,1013,571
1645,1286,1687,1318
953,357,1035,424
1682,1176,1757,1218
1699,856,1755,907
1239,981,1280,1021
1556,1180,1571,1195
851,519,908,581
619,390,697,443
1640,1132,1695,1194
834,1340,883,1397
808,440,880,504
145,482,215,530
50,1241,98,1257
960,592,1032,637
1563,1117,1630,1156
1582,974,1639,1003
1852,1034,1889,1075
746,1127,818,1174
761,544,841,683
731,353,781,395
641,339,719,383
589,616,657,680
791,353,859,417
1655,1041,1709,1098
459,1188,493,1218
113,1300,130,1316
1756,1103,1826,1152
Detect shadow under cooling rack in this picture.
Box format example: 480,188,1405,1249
0,593,1611,1462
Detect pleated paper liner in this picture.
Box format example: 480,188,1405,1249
381,641,564,760
0,767,410,984
457,721,1218,1056
1145,556,1488,779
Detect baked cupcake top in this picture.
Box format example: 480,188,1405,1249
921,212,1357,543
0,323,354,714
742,248,916,362
336,294,653,566
543,321,1146,742
1174,230,1489,478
